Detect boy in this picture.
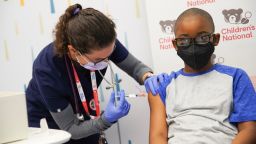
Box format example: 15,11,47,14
147,8,256,144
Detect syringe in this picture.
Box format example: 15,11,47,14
115,94,146,98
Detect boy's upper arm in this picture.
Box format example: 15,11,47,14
229,68,256,123
233,121,256,143
237,121,256,131
148,92,167,144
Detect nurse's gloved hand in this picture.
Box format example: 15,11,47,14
103,90,131,123
157,73,171,99
144,73,170,96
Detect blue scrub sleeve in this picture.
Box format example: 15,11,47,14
109,39,129,63
34,67,69,112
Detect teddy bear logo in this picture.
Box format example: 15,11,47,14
159,20,176,34
222,8,252,24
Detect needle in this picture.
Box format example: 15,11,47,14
125,94,146,98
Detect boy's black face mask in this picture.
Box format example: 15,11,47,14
177,42,215,70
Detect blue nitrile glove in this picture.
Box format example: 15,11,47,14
157,73,171,99
103,90,131,123
144,73,170,96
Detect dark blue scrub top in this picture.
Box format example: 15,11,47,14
26,39,128,143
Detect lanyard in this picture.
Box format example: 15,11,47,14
71,62,101,118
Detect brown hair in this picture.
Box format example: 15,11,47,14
54,3,116,56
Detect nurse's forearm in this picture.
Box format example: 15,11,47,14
116,53,153,85
50,104,112,140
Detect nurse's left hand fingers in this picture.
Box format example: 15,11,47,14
118,90,125,105
123,103,130,115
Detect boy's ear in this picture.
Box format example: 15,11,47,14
172,39,178,50
212,33,220,46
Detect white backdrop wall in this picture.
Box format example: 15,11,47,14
0,0,152,144
145,0,256,89
1,0,256,144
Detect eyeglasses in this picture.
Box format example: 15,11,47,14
82,54,109,65
173,33,215,47
78,44,116,65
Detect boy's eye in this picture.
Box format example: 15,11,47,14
176,38,191,46
197,35,209,41
195,34,211,44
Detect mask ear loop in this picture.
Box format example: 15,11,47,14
78,52,92,65
75,56,81,64
75,55,87,68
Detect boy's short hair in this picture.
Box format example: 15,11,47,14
174,8,215,34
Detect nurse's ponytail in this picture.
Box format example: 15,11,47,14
54,4,81,56
54,3,116,57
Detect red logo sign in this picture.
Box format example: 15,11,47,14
221,8,255,42
158,20,176,50
187,0,216,7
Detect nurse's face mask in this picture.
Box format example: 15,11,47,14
77,53,109,71
76,44,115,71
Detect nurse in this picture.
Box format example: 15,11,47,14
26,3,154,143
